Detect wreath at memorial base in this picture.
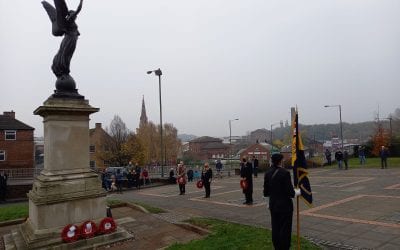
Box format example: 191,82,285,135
61,224,80,243
98,217,117,234
80,220,97,239
196,180,203,189
240,179,248,190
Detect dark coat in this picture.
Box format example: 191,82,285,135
240,162,253,192
263,165,295,213
201,168,213,184
335,151,343,161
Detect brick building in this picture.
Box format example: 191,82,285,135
239,143,270,163
89,123,112,169
0,111,34,169
188,136,229,160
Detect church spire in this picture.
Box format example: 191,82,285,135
140,95,148,126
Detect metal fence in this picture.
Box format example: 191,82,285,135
0,168,42,179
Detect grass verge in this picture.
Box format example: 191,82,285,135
324,157,400,169
167,218,321,250
130,201,166,214
0,203,28,222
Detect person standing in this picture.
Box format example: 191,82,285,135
263,153,300,250
240,158,253,205
201,163,213,198
325,149,332,166
359,146,366,165
335,150,344,170
380,146,389,169
343,150,349,170
135,163,142,189
0,171,8,202
177,161,187,195
252,156,259,178
115,169,123,194
216,160,223,178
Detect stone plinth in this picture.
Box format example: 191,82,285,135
4,97,133,249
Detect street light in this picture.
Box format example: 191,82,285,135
147,68,164,177
229,118,239,177
270,122,280,146
324,105,344,151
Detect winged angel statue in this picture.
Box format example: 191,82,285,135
42,0,83,97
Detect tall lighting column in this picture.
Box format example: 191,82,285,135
324,105,344,151
229,118,239,177
147,68,164,177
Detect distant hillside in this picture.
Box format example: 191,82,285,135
271,121,380,143
178,134,197,142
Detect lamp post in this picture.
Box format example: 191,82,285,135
324,105,344,151
229,118,239,177
270,122,280,147
147,68,164,177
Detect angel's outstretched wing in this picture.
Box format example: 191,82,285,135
54,0,69,31
41,1,56,23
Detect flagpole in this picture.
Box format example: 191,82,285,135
295,112,300,250
297,195,300,250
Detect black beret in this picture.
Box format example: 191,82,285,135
271,153,284,163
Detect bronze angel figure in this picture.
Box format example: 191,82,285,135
42,0,83,96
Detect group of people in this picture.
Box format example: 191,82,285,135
325,145,390,169
101,162,151,193
325,148,349,169
171,155,300,249
170,161,213,198
0,171,8,202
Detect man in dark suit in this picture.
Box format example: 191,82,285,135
240,157,253,205
263,153,300,250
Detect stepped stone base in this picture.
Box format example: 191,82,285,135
3,217,135,250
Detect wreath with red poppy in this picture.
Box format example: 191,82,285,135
196,180,203,189
61,224,80,243
240,179,248,190
80,220,97,239
98,217,117,234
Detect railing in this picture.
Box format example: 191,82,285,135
0,168,42,179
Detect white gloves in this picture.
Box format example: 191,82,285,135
294,188,301,197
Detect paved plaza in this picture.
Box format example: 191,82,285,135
109,167,400,249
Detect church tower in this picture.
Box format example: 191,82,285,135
140,95,148,127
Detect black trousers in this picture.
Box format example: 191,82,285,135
381,158,388,168
179,184,186,194
204,182,211,197
244,189,253,203
270,210,293,250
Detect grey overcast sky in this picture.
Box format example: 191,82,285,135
1,0,399,138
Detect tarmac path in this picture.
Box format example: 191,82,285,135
109,167,400,249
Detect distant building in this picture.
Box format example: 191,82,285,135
189,136,229,160
239,143,270,162
0,111,34,169
221,136,242,144
249,129,269,144
89,123,112,169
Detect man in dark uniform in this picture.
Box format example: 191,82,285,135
264,153,300,250
201,162,213,198
240,157,253,205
